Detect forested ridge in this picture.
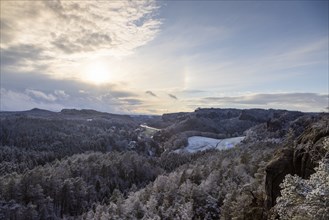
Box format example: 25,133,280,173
0,108,328,219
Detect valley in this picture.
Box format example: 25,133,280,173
0,108,328,219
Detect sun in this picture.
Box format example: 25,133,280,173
84,61,111,84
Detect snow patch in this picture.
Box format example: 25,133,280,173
175,136,245,153
140,124,160,131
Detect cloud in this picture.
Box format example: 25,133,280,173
1,0,161,75
110,90,138,98
118,98,144,106
54,90,69,99
202,93,328,112
0,87,143,114
168,94,178,100
0,88,64,111
145,91,157,97
0,69,144,113
25,89,57,102
181,90,207,94
2,69,139,98
0,45,47,68
24,89,69,102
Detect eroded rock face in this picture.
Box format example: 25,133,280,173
293,119,329,178
265,115,329,209
265,148,294,209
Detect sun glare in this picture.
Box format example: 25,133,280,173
84,61,111,84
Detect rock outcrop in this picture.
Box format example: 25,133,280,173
265,114,329,209
265,148,294,208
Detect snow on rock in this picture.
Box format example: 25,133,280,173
175,136,245,153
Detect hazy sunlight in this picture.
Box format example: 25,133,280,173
83,61,112,85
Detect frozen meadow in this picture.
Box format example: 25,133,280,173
175,136,245,153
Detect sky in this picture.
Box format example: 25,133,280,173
0,0,328,114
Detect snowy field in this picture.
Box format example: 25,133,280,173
140,124,160,131
140,124,160,138
175,136,245,153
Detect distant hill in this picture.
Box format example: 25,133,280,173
152,108,312,151
1,108,135,121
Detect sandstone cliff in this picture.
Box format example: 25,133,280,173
265,114,329,209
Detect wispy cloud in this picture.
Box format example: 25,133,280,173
25,89,57,102
245,38,328,75
201,93,328,112
177,37,328,92
54,90,69,100
168,94,178,100
145,91,157,97
118,98,143,106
